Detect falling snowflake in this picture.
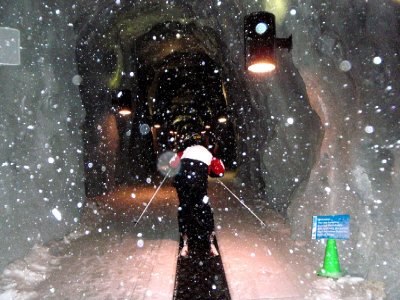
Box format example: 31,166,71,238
373,56,382,65
137,239,144,248
51,208,62,221
364,125,374,134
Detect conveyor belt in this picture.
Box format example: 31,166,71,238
173,237,231,300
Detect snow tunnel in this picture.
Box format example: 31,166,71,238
74,3,256,197
73,2,324,215
1,1,400,298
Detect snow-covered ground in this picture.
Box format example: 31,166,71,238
0,178,386,300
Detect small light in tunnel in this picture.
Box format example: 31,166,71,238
112,90,132,116
205,125,211,129
119,109,132,116
154,124,161,129
218,116,227,123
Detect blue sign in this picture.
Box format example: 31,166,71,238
312,214,350,240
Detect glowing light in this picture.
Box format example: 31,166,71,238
205,125,211,129
118,109,131,116
248,62,276,73
218,116,227,123
153,124,161,129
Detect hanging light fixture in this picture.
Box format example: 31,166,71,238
218,116,227,123
112,89,132,116
244,11,292,74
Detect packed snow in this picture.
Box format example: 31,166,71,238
0,179,385,299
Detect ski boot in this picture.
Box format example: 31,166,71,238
180,234,189,257
209,232,219,257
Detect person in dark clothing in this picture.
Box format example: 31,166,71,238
169,133,225,257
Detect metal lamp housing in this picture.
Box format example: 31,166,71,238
244,11,277,73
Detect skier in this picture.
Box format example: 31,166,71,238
169,133,225,257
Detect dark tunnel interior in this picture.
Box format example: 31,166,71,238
75,11,240,196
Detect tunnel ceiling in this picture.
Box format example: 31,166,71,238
150,51,226,132
76,3,231,137
133,20,227,133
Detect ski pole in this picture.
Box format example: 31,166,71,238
134,169,171,227
217,179,267,227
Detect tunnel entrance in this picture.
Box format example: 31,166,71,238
75,5,239,196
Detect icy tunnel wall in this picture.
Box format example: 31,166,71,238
0,1,86,270
283,1,400,298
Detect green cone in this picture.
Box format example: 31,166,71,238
317,239,342,278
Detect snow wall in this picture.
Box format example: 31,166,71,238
0,0,399,298
0,2,86,271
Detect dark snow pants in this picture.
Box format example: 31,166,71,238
174,159,214,240
176,186,214,239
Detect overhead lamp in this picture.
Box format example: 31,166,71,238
218,116,227,123
118,108,132,116
205,125,211,129
153,123,161,129
112,89,132,116
244,11,292,74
